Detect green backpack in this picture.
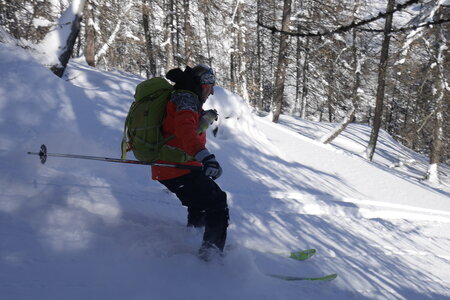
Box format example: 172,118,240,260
121,77,192,163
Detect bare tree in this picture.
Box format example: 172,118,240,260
230,1,250,101
272,0,292,123
366,0,395,160
425,22,448,183
84,0,96,67
183,0,193,65
94,2,133,67
163,0,175,71
299,36,310,119
142,0,157,78
320,1,361,144
255,0,264,110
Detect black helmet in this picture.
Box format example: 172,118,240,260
192,63,216,85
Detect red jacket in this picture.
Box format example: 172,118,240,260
151,91,206,180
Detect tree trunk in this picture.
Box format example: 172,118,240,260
320,27,360,144
327,64,335,122
256,0,264,110
142,0,157,78
94,3,132,66
164,0,175,71
272,0,292,123
84,0,96,67
51,0,86,77
299,37,310,119
425,24,447,184
203,14,212,66
294,24,302,115
175,0,181,65
366,0,395,160
183,0,193,65
230,1,239,93
230,49,236,92
236,2,249,101
320,1,361,144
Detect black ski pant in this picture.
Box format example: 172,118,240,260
159,172,229,251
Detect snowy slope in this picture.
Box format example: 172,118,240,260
1,43,450,300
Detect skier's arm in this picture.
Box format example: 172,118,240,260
173,110,206,157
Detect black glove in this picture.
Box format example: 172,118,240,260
195,149,222,180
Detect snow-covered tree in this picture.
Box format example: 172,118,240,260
38,0,86,77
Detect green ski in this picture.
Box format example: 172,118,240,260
288,248,316,261
267,248,337,282
267,273,337,282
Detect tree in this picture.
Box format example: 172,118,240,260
84,0,96,67
366,0,395,160
47,0,87,77
142,0,157,78
255,0,264,110
272,0,292,123
183,0,193,65
94,2,133,68
320,1,361,144
163,0,175,71
229,0,250,101
299,37,310,119
425,19,448,184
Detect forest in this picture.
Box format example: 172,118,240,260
0,0,448,181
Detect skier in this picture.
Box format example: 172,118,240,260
152,64,229,261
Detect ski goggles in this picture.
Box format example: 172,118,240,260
199,68,216,85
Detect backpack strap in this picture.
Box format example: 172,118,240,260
121,101,137,159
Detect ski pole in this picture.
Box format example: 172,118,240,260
27,144,203,171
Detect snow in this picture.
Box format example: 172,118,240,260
32,17,53,28
1,42,450,299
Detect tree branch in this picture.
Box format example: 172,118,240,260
358,18,450,33
257,0,423,37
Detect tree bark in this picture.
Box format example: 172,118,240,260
203,14,212,66
272,0,292,123
84,0,96,67
366,0,395,160
294,24,301,115
164,0,175,71
183,0,193,65
425,24,447,183
235,2,249,101
142,0,157,78
299,37,310,119
256,0,264,110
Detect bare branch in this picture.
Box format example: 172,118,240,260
358,18,450,33
257,0,423,37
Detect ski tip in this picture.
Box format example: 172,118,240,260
320,273,338,281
